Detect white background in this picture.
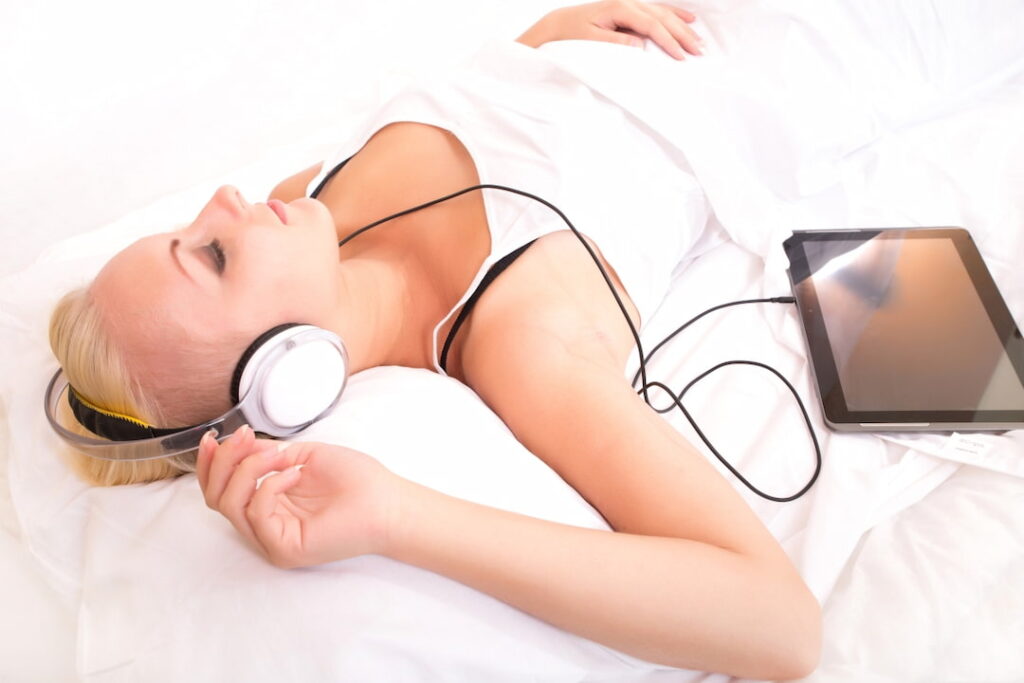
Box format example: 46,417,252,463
0,0,561,278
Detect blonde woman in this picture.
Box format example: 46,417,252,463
47,1,821,677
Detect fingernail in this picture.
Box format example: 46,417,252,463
201,430,216,449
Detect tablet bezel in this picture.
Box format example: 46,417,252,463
783,227,1024,431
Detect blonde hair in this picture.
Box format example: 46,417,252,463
48,286,197,486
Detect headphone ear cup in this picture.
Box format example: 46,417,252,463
230,323,301,405
232,324,349,437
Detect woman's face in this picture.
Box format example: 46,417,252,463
90,185,340,413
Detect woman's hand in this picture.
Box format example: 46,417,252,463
516,0,705,60
196,425,404,569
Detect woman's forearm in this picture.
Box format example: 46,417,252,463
385,478,820,680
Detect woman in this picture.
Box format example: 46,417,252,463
48,1,820,678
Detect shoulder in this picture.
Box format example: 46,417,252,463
325,122,480,207
316,121,485,240
452,231,642,385
268,162,323,202
460,296,629,420
268,119,474,205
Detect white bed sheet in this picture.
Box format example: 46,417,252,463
0,412,77,681
3,196,1017,682
812,465,1024,682
3,0,1023,680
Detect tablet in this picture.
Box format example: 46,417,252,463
783,227,1024,432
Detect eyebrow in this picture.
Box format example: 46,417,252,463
169,239,195,284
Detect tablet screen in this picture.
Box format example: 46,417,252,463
806,236,1024,410
785,228,1024,428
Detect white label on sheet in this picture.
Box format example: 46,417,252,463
934,432,1023,477
941,432,996,459
876,431,1024,478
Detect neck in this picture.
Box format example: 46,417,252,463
326,253,441,373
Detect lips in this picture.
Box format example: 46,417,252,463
267,199,288,224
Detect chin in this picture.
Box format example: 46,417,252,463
304,198,339,236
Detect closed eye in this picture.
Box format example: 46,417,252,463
207,239,226,274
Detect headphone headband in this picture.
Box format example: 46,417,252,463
67,386,186,441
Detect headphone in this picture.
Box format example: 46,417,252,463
65,323,349,442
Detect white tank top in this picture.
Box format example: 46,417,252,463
305,39,711,376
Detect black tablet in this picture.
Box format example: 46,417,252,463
783,227,1024,432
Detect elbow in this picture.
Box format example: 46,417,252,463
777,635,821,681
772,589,823,680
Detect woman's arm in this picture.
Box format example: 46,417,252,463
389,475,818,679
196,340,820,678
516,0,705,59
198,427,818,679
424,330,823,678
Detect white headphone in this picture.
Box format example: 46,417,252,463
229,323,349,435
46,322,349,460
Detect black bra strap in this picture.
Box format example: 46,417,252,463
310,151,536,375
440,239,537,373
309,154,355,199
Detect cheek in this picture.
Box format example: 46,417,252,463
257,252,336,321
234,225,337,325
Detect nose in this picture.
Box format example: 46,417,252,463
215,185,247,216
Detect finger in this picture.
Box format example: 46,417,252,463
203,424,257,509
607,3,687,60
218,442,291,524
216,445,295,551
196,429,217,493
247,466,304,567
654,3,697,23
587,25,645,48
649,5,705,56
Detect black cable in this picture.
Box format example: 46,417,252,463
638,361,821,502
341,183,819,501
630,296,794,392
628,295,820,501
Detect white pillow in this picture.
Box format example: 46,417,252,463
70,368,668,680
